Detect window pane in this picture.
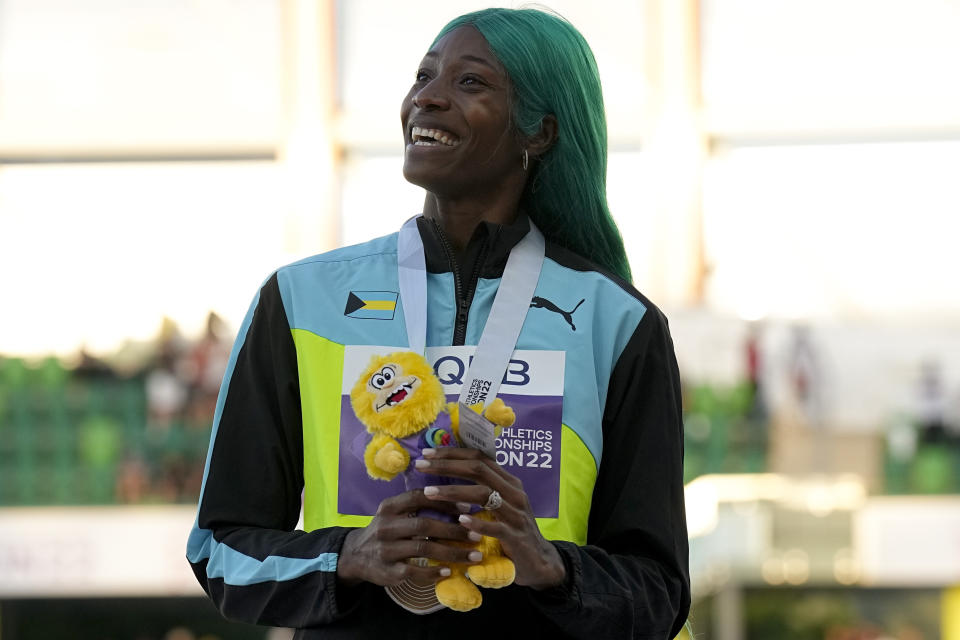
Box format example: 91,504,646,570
0,0,281,151
701,0,960,132
339,153,425,247
0,163,287,355
702,141,960,319
608,151,658,291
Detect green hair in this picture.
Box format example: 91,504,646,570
433,7,632,282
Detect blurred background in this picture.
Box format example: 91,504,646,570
1,0,959,638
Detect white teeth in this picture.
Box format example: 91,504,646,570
410,126,460,147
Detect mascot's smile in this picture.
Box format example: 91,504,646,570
368,362,421,413
383,383,414,409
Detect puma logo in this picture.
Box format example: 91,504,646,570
530,296,585,331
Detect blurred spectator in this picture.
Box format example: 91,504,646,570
115,455,152,503
788,324,823,427
156,451,193,503
744,321,767,425
74,344,117,380
908,359,959,493
145,317,190,429
915,359,947,445
183,311,231,426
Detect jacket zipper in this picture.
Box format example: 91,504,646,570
431,220,490,346
458,239,489,345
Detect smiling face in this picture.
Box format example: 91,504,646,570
400,26,523,199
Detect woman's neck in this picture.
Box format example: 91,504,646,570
421,191,521,252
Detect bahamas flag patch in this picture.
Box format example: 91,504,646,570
343,291,398,320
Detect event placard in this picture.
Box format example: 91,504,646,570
337,345,565,517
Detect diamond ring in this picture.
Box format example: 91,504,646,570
483,490,503,511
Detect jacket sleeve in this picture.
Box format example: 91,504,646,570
527,306,691,639
186,273,359,628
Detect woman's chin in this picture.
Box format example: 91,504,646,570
402,164,448,194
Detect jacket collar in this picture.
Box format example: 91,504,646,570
415,213,532,279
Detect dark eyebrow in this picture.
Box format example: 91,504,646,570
421,51,498,71
459,54,498,71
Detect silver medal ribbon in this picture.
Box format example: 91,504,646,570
391,214,544,614
397,217,429,356
397,215,545,407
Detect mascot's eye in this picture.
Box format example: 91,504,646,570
370,365,397,390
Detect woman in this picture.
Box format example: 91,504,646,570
187,8,690,639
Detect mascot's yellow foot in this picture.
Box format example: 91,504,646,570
467,557,516,589
436,574,483,612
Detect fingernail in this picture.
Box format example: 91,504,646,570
414,459,430,469
422,448,436,458
468,551,483,562
456,502,472,513
458,514,472,525
423,486,438,496
439,567,451,577
468,531,483,542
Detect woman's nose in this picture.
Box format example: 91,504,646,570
412,83,450,110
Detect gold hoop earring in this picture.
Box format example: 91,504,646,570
522,149,529,171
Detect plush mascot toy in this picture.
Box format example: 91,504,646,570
350,351,517,612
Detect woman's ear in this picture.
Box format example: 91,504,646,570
527,114,558,159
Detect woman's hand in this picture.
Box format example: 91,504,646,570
336,489,484,587
414,447,567,590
